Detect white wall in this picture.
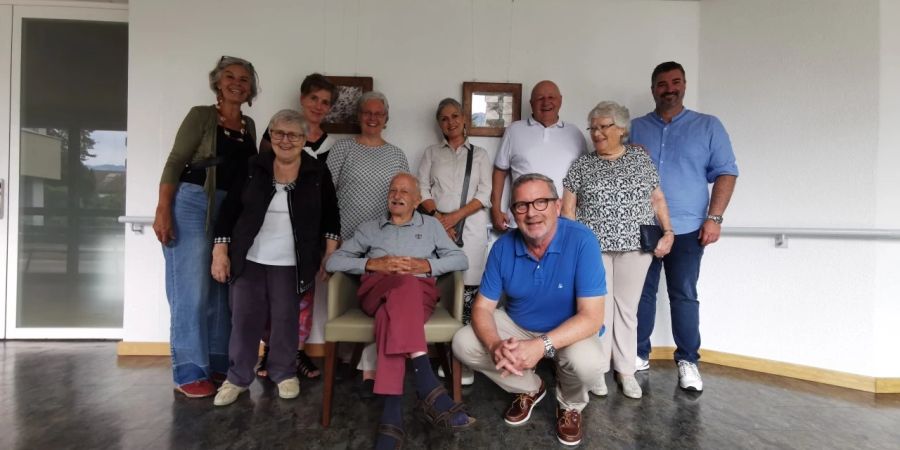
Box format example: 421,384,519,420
697,0,900,376
123,0,900,378
123,0,698,342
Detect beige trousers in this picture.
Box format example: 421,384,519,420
600,251,653,375
452,309,606,412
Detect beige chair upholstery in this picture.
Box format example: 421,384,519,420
321,271,465,427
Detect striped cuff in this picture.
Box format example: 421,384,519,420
213,237,231,244
324,233,340,241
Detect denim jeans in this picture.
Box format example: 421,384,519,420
636,229,704,363
162,183,230,385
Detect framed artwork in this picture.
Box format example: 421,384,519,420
462,81,522,137
322,76,373,134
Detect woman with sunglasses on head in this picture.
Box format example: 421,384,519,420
561,101,674,400
416,98,492,386
210,109,340,406
255,73,338,381
153,56,259,398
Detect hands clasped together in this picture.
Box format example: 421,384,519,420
365,255,431,276
489,337,546,377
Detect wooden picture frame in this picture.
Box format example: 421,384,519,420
462,82,522,137
321,76,374,134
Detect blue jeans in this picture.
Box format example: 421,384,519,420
636,229,704,363
162,183,230,385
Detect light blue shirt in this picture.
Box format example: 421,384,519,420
326,211,468,277
630,109,739,234
479,218,606,333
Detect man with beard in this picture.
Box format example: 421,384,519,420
630,61,739,392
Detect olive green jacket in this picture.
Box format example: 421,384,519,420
159,105,258,228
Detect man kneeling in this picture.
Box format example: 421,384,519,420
327,173,474,449
452,173,607,446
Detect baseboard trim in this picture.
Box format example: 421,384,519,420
117,342,899,393
647,346,900,394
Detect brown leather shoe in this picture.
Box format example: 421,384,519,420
503,380,546,426
556,407,583,446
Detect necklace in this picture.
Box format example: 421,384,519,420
216,105,246,142
598,146,626,160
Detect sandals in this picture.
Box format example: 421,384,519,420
416,386,476,430
376,423,404,449
296,350,321,379
256,345,270,377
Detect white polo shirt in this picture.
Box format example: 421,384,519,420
494,116,587,207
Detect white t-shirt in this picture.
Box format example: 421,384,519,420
494,117,587,220
246,183,295,266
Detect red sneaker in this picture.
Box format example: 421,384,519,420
175,380,216,398
210,372,227,386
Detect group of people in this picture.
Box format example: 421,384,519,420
153,56,738,448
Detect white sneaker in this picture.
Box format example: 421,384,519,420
636,356,650,372
277,377,301,399
213,380,247,406
437,365,476,386
461,366,475,386
589,376,608,396
677,361,703,392
616,374,643,399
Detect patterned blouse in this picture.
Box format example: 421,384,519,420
562,145,659,252
326,138,409,240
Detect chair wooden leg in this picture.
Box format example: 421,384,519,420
451,353,462,403
434,343,452,386
321,341,337,427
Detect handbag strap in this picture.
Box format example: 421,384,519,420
452,145,474,239
459,144,474,210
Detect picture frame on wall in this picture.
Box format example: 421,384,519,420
322,76,374,134
462,81,522,137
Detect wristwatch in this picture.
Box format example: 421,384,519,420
706,214,724,224
539,334,556,359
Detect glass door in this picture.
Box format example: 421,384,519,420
5,5,128,339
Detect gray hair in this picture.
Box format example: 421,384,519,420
435,97,463,121
390,172,421,196
588,101,631,142
510,173,558,206
357,90,390,118
209,56,260,105
268,109,309,135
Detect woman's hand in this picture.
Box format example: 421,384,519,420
211,244,230,283
153,206,175,245
654,233,674,258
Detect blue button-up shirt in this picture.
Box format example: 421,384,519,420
630,109,739,234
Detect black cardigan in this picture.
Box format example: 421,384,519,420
214,151,340,293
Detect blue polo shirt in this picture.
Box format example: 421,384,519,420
479,217,607,333
630,109,739,234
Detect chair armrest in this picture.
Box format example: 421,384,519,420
327,272,360,320
436,271,465,321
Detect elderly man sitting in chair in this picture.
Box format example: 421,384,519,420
326,172,475,450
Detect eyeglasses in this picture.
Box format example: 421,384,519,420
361,111,386,118
270,129,305,142
511,197,558,214
587,123,617,133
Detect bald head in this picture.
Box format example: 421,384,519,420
530,80,562,127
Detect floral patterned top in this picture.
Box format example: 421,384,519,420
562,145,660,252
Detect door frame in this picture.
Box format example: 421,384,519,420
4,3,127,339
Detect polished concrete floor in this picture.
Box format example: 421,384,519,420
1,341,898,450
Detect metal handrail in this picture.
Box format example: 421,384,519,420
722,226,900,248
118,215,154,233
